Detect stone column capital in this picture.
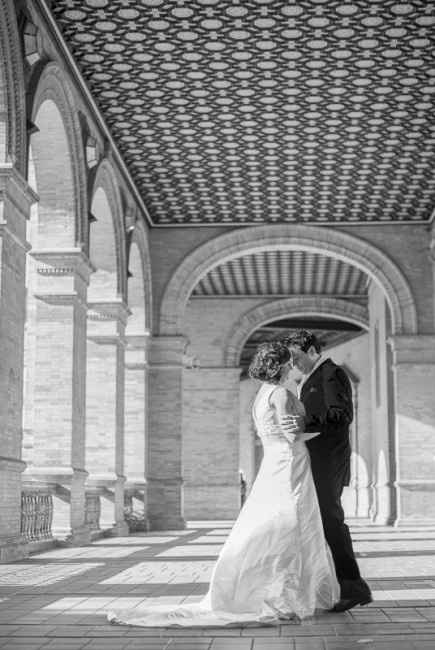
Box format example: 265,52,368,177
148,335,188,368
32,248,95,306
388,335,435,364
125,332,151,350
87,300,131,325
23,466,88,485
87,299,131,343
191,366,243,381
0,163,38,214
203,365,243,377
31,248,95,283
0,164,35,253
0,456,26,473
125,353,147,370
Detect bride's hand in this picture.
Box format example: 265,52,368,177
282,415,305,435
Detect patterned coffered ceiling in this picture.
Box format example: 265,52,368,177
51,1,435,226
192,250,369,296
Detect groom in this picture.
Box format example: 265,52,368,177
282,330,372,612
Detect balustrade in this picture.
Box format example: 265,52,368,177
21,490,53,542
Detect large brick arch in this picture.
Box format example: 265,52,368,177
30,62,87,248
89,158,127,300
224,297,369,367
0,0,26,173
159,225,417,336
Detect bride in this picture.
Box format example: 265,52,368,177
108,341,339,627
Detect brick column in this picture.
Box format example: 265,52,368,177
124,333,149,524
86,301,129,535
24,248,93,544
389,335,435,526
183,367,241,520
0,165,35,561
147,336,186,530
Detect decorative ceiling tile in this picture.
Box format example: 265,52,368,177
51,1,435,225
192,251,369,296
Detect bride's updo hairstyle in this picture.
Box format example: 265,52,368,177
248,341,291,384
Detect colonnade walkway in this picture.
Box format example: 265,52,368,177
1,523,435,649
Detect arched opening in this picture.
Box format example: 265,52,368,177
29,99,75,247
179,235,400,524
86,178,126,532
124,240,148,525
23,101,76,458
238,316,372,523
127,242,146,334
160,225,416,337
88,186,118,301
22,91,88,541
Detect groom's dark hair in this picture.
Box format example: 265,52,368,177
281,330,322,354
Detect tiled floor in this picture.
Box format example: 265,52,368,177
2,523,435,649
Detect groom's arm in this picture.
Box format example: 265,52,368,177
324,366,353,428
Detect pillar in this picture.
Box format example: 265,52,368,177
124,333,148,526
86,301,129,535
341,374,371,522
0,164,35,561
147,336,186,530
183,366,241,519
368,283,396,525
389,335,435,526
23,248,93,543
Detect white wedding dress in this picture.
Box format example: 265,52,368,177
108,384,339,627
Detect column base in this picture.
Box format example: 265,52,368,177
394,518,435,528
345,517,372,526
370,484,396,526
112,521,130,536
184,482,240,520
371,515,396,526
0,537,28,563
395,482,435,525
58,524,92,546
147,515,186,531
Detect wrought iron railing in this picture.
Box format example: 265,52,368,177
85,493,101,531
21,491,53,541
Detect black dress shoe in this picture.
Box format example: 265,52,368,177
330,593,373,613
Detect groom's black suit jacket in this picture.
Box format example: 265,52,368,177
300,358,353,491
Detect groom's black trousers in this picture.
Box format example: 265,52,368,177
310,458,361,584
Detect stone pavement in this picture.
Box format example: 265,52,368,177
1,523,435,650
